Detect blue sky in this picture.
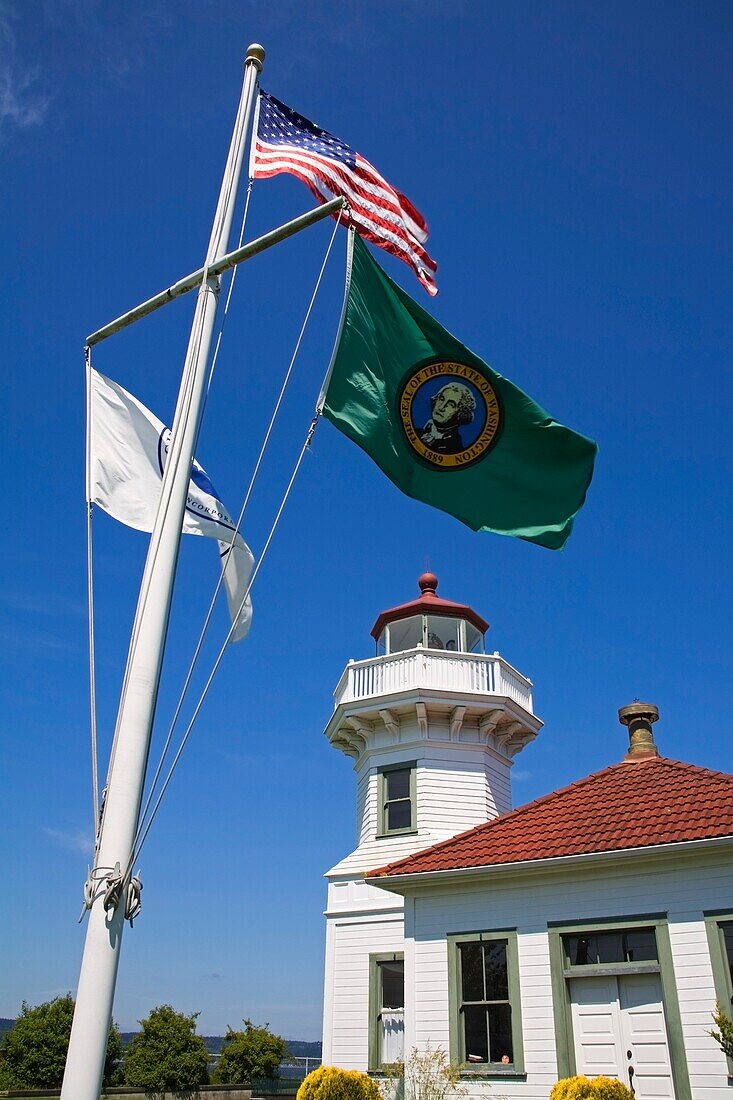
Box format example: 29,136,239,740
1,1,731,1040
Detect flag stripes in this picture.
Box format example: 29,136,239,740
251,91,438,295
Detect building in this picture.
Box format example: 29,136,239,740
321,574,733,1100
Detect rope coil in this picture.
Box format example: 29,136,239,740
78,862,143,928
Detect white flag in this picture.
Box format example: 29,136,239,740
89,368,253,641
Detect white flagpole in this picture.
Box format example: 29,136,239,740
61,44,265,1100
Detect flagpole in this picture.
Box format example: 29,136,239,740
61,44,265,1100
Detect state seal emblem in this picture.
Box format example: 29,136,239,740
398,360,502,469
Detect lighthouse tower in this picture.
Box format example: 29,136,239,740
321,573,542,1071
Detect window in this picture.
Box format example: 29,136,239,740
563,928,658,967
722,923,733,989
705,913,733,1074
382,616,422,654
426,615,459,651
448,931,524,1074
378,762,416,836
369,954,404,1069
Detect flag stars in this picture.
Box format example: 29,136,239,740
255,89,435,293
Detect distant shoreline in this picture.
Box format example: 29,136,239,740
0,1019,321,1058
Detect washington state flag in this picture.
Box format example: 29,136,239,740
320,232,597,549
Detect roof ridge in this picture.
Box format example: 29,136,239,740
649,756,733,781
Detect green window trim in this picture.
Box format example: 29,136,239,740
447,929,525,1076
368,953,404,1072
704,910,733,1076
377,762,417,837
548,915,691,1100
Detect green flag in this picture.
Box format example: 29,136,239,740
321,232,597,549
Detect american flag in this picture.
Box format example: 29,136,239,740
250,90,438,296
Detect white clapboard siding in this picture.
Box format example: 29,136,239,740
334,747,513,878
356,768,372,846
406,849,732,1100
327,915,405,1070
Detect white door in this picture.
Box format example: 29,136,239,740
619,974,675,1099
570,976,625,1078
569,974,675,1099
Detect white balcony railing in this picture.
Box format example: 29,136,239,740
333,647,533,713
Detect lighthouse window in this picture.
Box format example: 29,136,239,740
426,615,459,651
386,615,422,654
378,762,416,836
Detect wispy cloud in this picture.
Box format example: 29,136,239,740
39,0,173,87
0,4,50,137
43,826,93,856
0,620,80,658
0,70,49,128
0,588,85,618
512,769,532,781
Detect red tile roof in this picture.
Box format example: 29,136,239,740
368,756,733,878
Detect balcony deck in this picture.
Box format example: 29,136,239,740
333,646,534,713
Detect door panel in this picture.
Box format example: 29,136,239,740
569,976,624,1078
569,973,675,1099
619,974,674,1099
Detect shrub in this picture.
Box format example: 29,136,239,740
212,1020,286,1084
0,995,121,1089
709,999,733,1059
550,1076,634,1100
403,1046,467,1100
123,1004,209,1092
297,1065,382,1100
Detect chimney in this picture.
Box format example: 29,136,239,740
618,702,660,761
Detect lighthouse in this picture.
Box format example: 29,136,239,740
321,573,541,1071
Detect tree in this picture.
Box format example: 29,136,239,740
123,1004,209,1093
0,995,121,1089
213,1019,286,1084
709,999,733,1059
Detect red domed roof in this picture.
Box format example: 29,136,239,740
370,573,489,640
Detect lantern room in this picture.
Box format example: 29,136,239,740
370,572,489,656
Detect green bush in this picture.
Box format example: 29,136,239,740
123,1004,209,1092
212,1020,286,1084
0,995,121,1089
297,1065,382,1100
550,1076,634,1100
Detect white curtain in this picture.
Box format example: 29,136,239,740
381,1011,405,1063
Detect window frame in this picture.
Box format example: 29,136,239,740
368,952,405,1071
377,761,417,838
447,929,525,1077
547,914,691,1100
561,926,660,972
704,910,733,1075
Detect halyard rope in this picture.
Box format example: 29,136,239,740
84,179,253,907
130,214,341,870
97,75,256,815
126,409,322,877
85,346,100,837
